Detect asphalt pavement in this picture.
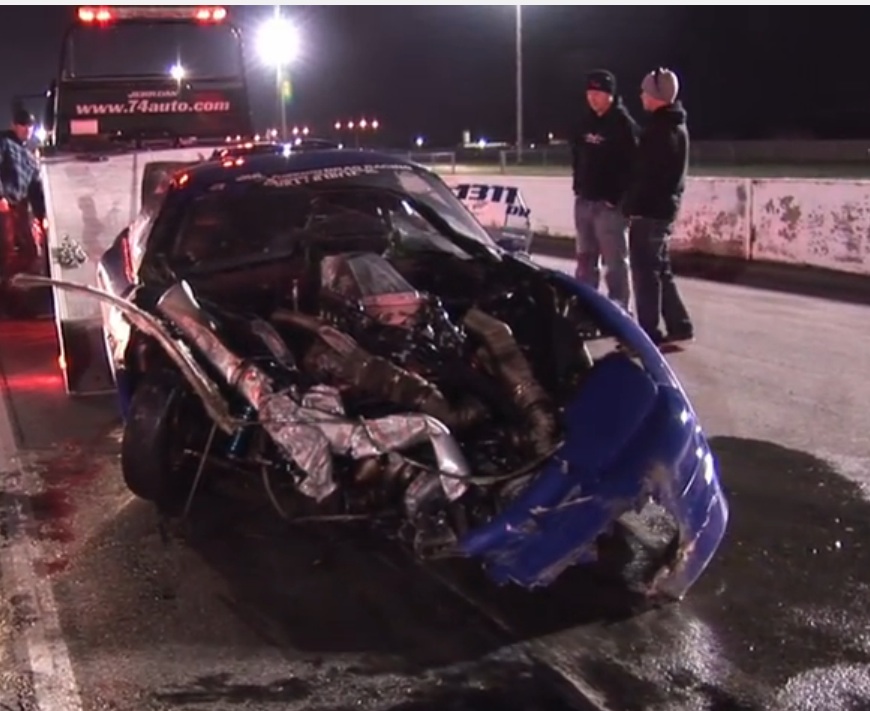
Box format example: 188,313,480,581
2,259,870,711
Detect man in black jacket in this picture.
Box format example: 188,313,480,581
571,70,638,311
623,68,694,345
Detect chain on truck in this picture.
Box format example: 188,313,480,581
38,5,254,395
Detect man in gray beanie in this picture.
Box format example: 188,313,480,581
622,67,694,345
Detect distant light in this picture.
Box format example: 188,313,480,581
34,126,47,143
477,138,488,148
292,126,299,136
338,143,344,149
547,132,555,141
169,63,186,81
360,119,368,130
282,144,292,157
257,15,300,67
334,121,341,131
371,119,380,130
348,121,355,129
415,136,424,148
302,126,310,136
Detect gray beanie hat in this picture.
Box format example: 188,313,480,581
641,68,680,104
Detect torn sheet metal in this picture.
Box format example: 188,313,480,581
11,274,236,434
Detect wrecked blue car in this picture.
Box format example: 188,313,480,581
18,149,728,600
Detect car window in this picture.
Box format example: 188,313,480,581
170,185,474,269
171,191,312,266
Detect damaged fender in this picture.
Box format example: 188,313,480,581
455,273,729,599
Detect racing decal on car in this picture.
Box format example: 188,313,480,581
242,163,416,188
453,184,531,222
453,183,533,253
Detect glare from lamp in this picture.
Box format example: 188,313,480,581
170,63,186,81
257,16,300,68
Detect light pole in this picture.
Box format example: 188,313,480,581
515,4,523,163
257,7,300,142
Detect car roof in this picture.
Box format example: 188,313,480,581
179,148,427,192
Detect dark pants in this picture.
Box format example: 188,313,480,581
0,204,40,279
0,204,43,316
629,217,693,342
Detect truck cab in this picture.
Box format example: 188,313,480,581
44,5,252,150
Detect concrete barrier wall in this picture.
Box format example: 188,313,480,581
441,173,870,277
751,179,870,275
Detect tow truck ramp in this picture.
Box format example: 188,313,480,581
42,148,208,395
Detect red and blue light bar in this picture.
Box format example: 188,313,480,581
77,6,227,24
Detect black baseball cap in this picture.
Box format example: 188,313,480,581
12,107,36,127
586,69,616,95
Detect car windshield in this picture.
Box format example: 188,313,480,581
169,164,500,270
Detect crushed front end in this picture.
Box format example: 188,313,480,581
457,273,729,600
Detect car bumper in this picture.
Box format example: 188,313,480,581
459,274,729,599
457,349,729,600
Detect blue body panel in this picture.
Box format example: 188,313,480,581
458,271,729,599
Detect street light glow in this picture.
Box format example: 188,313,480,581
169,63,186,81
257,15,300,67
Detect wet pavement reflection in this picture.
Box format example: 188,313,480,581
6,432,869,710
428,437,870,711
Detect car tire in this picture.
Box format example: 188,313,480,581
120,369,199,515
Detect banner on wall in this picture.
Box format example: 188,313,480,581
452,182,533,253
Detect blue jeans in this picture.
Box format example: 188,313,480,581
573,197,630,310
628,217,693,342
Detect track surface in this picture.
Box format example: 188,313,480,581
2,258,870,711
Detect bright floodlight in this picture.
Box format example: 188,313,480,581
257,16,300,67
170,63,186,81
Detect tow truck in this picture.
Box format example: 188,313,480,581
39,5,254,395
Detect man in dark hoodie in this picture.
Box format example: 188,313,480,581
571,69,638,311
623,67,694,345
0,107,47,317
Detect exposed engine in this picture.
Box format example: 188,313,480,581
151,247,594,558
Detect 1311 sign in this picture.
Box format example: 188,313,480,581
453,183,531,219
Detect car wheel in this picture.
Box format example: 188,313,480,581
120,369,204,515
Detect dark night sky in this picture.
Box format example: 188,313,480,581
0,5,867,147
